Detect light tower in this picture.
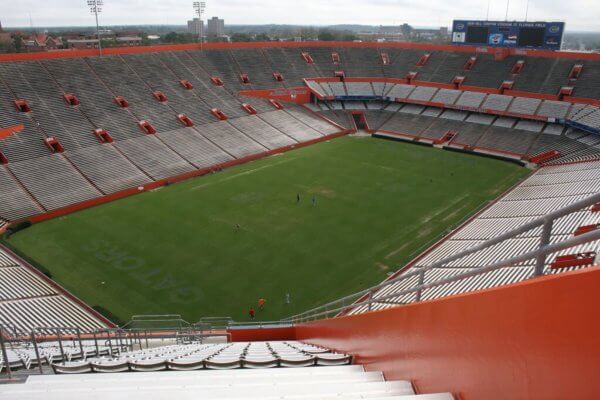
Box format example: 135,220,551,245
193,1,206,50
87,0,103,55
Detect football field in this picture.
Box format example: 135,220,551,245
6,136,529,323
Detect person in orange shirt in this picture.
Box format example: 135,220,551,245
258,298,266,310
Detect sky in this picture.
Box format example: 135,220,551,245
1,0,598,31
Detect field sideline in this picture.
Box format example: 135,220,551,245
7,136,529,323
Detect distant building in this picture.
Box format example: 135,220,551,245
0,21,13,45
67,38,99,50
206,17,225,37
187,18,204,36
23,33,48,52
116,36,142,47
413,27,449,40
45,36,63,50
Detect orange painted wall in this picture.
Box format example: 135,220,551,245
239,87,312,104
228,326,296,342
295,266,600,400
0,124,24,140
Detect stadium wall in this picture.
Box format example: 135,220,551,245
228,326,296,342
295,266,600,400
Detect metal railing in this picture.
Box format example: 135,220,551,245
286,192,600,323
0,324,225,377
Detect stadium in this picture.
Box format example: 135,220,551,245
0,8,599,400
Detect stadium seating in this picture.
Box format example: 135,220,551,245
43,341,350,374
228,115,297,150
341,48,385,77
0,246,108,333
258,110,323,142
570,105,600,130
345,82,375,97
8,154,102,210
231,49,286,89
262,48,319,87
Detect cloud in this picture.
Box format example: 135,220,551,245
1,0,597,31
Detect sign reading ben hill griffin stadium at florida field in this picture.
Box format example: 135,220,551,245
451,20,565,51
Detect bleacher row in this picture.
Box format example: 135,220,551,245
350,160,600,314
311,100,600,163
1,338,112,372
1,47,599,220
0,245,108,333
310,81,574,121
49,341,351,374
0,340,349,374
569,104,600,130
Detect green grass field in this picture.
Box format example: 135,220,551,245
6,136,528,323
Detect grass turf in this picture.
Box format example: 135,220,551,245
7,136,529,323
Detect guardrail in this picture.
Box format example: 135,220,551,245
227,321,294,329
0,324,230,378
285,192,600,323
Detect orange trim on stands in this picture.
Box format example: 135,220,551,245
227,327,296,342
239,87,311,104
0,124,24,139
2,41,600,64
296,266,600,400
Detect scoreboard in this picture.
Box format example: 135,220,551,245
452,20,565,51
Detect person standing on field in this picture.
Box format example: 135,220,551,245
258,298,266,310
249,307,255,319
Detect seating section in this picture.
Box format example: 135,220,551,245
258,111,323,142
46,341,350,374
229,115,297,150
0,361,455,400
0,46,599,298
157,127,234,169
0,166,43,220
8,154,102,211
309,91,600,162
345,82,375,97
570,105,600,130
0,245,108,334
1,338,113,371
351,161,600,313
65,145,152,194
